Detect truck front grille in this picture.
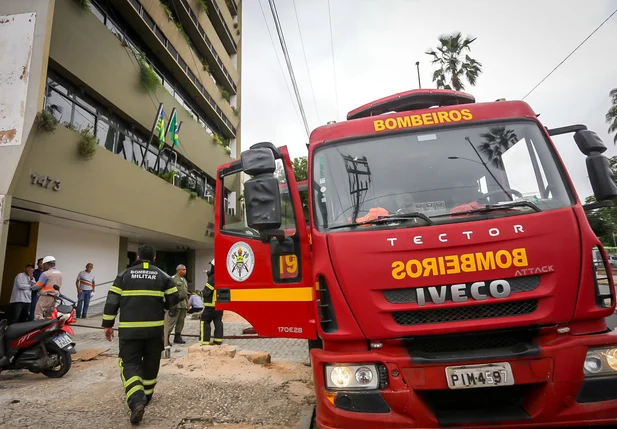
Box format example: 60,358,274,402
384,275,540,304
392,299,539,326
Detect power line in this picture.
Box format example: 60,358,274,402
326,0,339,120
257,0,303,126
292,0,321,124
267,0,311,137
522,8,617,100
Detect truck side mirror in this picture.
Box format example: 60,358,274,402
241,148,282,231
574,130,617,201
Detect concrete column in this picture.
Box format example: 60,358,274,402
0,0,54,295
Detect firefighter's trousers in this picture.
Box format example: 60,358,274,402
200,308,223,344
118,337,164,409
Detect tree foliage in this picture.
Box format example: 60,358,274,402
292,157,309,219
607,88,617,144
426,32,482,91
585,156,617,246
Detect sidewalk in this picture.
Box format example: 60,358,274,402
73,313,310,364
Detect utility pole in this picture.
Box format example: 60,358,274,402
415,61,421,89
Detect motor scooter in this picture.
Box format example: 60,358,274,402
0,288,77,378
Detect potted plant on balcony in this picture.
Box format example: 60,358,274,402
78,127,97,161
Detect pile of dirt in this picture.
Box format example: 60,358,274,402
163,343,313,387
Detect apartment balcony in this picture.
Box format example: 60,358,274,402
111,0,238,138
199,0,237,55
49,0,233,174
171,0,238,95
15,125,216,244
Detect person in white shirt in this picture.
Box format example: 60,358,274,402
76,263,96,318
10,264,36,324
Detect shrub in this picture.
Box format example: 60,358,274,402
36,110,59,133
176,23,190,43
78,127,97,160
218,85,230,102
160,169,177,183
231,106,239,117
200,0,208,14
162,3,174,21
73,0,91,11
233,22,238,29
139,59,161,93
202,61,210,74
62,121,80,132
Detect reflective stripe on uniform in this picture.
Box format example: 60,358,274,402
204,283,214,290
212,338,223,342
165,286,178,295
121,290,164,297
142,378,157,386
143,262,149,269
144,388,154,395
118,320,164,328
126,385,144,400
109,285,122,295
204,302,215,307
230,287,313,302
124,376,142,388
102,314,116,321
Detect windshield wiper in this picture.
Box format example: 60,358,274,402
327,212,433,230
431,201,541,219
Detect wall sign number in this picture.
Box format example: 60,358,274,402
30,173,61,191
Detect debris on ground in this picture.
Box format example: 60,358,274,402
0,342,315,428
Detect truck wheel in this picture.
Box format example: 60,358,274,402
42,349,72,378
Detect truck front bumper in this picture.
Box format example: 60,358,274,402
311,331,617,429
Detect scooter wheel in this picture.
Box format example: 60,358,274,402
41,349,72,378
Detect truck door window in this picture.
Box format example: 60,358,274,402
220,159,302,282
274,159,302,282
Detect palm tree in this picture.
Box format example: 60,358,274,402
425,33,482,91
477,127,519,168
607,88,617,144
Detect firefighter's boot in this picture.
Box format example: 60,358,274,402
173,334,186,344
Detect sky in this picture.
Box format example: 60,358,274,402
240,0,617,201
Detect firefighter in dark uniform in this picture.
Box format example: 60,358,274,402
199,259,224,345
102,244,179,425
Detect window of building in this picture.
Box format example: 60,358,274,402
142,10,155,31
128,0,140,12
154,26,166,44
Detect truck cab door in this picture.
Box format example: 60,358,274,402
214,145,316,339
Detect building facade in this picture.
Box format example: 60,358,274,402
0,0,242,310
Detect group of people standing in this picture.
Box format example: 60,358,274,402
9,256,62,323
9,257,96,325
163,259,223,348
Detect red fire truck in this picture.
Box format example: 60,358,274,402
214,89,617,428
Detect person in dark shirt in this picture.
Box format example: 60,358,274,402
29,258,44,321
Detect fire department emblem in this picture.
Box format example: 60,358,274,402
226,242,254,282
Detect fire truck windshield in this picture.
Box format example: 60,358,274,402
312,120,574,230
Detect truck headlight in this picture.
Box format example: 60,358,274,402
325,364,379,390
583,347,617,377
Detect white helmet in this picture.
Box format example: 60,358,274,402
42,256,56,265
210,259,215,266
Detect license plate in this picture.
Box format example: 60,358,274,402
445,362,514,389
53,333,72,349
